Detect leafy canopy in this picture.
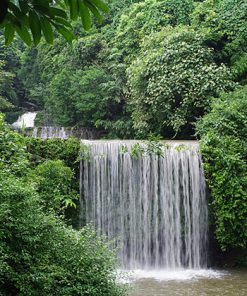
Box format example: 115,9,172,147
0,0,109,46
127,28,235,138
0,113,124,295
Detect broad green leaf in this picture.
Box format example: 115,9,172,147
40,16,54,44
55,24,75,43
33,4,51,17
29,11,41,46
86,2,103,24
78,0,91,30
89,0,109,13
15,23,32,46
4,23,15,45
8,2,22,18
54,17,72,28
68,0,79,21
18,0,29,14
49,7,68,19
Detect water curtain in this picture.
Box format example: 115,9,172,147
80,140,208,269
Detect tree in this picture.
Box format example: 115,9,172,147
196,86,247,251
0,0,109,46
127,28,235,138
0,113,124,295
0,60,15,111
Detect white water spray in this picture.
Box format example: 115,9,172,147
81,140,208,270
12,112,37,128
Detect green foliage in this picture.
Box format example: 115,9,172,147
1,0,246,141
25,137,81,225
191,0,247,82
1,0,109,46
127,28,235,138
197,86,247,250
25,137,80,169
0,174,123,295
0,113,124,295
114,0,193,59
80,143,91,161
120,139,164,160
0,60,15,111
32,160,78,212
0,113,29,175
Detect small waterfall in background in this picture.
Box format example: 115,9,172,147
32,126,99,139
12,112,37,128
80,140,208,270
12,112,98,139
32,126,68,139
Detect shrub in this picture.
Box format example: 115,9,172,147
0,114,125,295
32,160,78,213
0,174,124,296
196,86,247,250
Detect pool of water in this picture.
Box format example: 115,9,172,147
122,269,247,296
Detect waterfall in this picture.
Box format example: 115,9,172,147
32,126,99,139
80,140,208,270
12,112,37,128
32,126,68,139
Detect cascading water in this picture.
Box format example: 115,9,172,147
12,112,37,128
32,126,98,139
80,140,208,270
32,126,68,139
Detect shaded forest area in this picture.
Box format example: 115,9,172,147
1,0,246,263
1,0,246,139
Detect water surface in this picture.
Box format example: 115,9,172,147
127,269,247,296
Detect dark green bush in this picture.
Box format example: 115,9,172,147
25,137,81,226
0,174,123,296
32,160,78,213
197,86,247,250
25,137,80,171
0,114,125,295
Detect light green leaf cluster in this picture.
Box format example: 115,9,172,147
127,29,235,137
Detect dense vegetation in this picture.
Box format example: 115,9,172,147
0,0,246,270
0,114,124,295
197,86,247,251
2,0,246,138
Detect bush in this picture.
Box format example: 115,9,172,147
25,137,81,226
32,160,78,213
0,113,29,176
0,115,125,295
0,174,124,296
196,86,247,250
25,137,80,171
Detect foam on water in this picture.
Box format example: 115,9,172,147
117,269,227,283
